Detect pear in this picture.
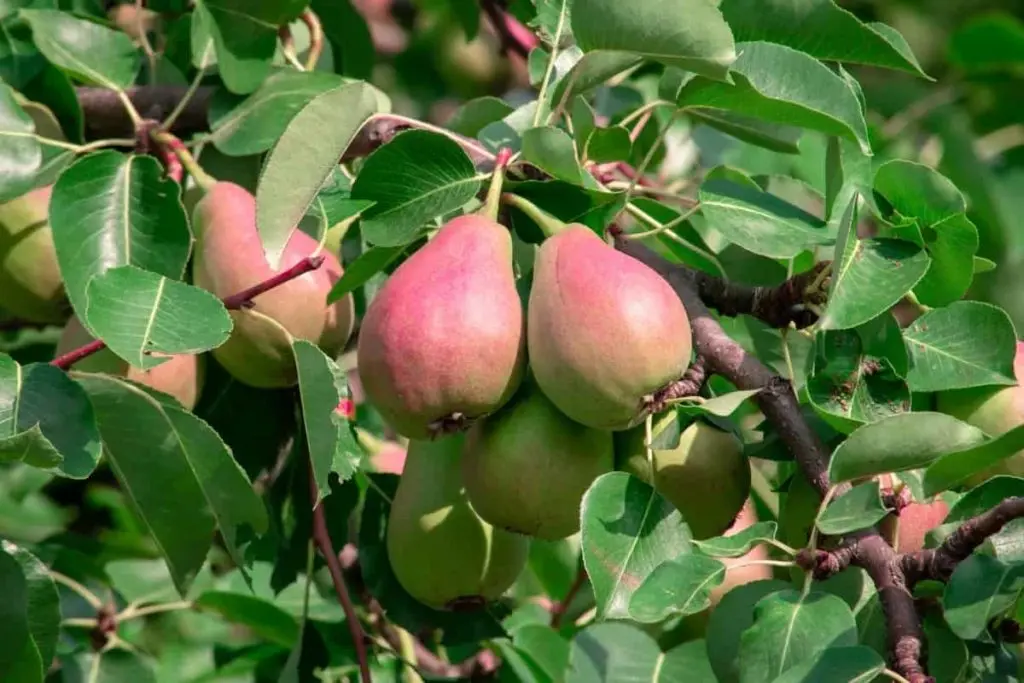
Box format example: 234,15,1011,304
191,182,355,388
0,185,68,324
528,225,692,431
615,413,750,540
357,214,526,439
936,340,1024,485
55,314,204,410
386,433,529,610
462,378,614,540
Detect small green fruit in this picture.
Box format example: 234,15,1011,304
528,225,692,431
191,182,354,388
0,185,68,324
56,314,205,411
386,433,530,610
615,413,750,539
462,379,614,540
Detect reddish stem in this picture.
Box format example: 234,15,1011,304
50,255,326,371
550,567,588,628
159,144,183,183
480,0,538,58
309,466,372,683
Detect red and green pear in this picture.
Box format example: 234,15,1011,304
615,413,750,540
56,314,204,411
0,185,68,324
462,378,614,540
528,225,692,431
191,182,354,389
356,214,526,439
936,340,1024,485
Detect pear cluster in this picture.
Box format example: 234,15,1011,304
357,215,701,609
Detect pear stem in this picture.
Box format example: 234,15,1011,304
151,130,216,192
499,192,567,238
480,147,511,222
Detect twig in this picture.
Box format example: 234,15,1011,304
308,468,372,683
299,9,325,71
550,567,587,628
50,256,326,371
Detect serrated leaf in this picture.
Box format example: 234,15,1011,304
85,266,232,369
350,129,482,248
49,152,192,333
21,9,140,89
903,301,1019,392
694,521,778,558
679,42,871,154
76,374,267,596
628,554,726,623
256,81,382,268
923,424,1024,496
571,0,736,81
943,554,1024,640
828,412,988,483
816,480,889,535
326,244,406,304
580,472,693,620
719,0,927,77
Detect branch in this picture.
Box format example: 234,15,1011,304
902,497,1024,585
51,255,325,370
550,567,587,629
309,469,372,683
691,260,830,329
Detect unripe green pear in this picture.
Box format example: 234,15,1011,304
191,182,354,388
357,214,526,439
56,314,204,410
462,378,614,540
0,185,68,324
528,225,692,431
386,434,530,610
936,341,1024,486
615,413,750,540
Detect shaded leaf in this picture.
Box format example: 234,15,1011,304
923,424,1024,496
0,550,40,683
948,13,1024,73
943,554,1024,640
816,480,889,535
0,541,58,674
521,126,584,184
195,591,299,648
628,554,726,623
694,521,778,559
0,81,41,202
326,244,406,304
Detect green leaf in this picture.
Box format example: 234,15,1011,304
568,622,678,683
85,266,232,369
0,549,40,683
0,541,59,676
903,301,1019,392
628,197,721,276
923,425,1024,496
706,579,790,683
628,554,726,623
445,96,515,137
584,126,632,163
738,589,858,683
687,109,802,154
21,9,140,89
208,69,347,156
942,476,1024,563
76,374,268,596
550,52,643,104
293,340,361,501
719,0,927,77
806,329,911,432
326,244,406,304
0,81,41,202
571,0,736,82
818,238,929,331
511,624,571,681
679,42,871,155
694,522,778,559
521,126,584,184
943,554,1024,640
698,175,831,259
677,390,762,419
948,13,1024,73
0,358,101,478
49,152,192,332
312,0,374,80
816,480,889,535
75,650,156,683
351,129,482,248
0,3,47,90
194,591,299,648
856,313,909,378
768,646,886,683
580,472,693,620
256,81,382,268
828,412,988,483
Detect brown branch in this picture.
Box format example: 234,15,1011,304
550,567,588,629
309,469,372,683
690,260,830,329
51,255,325,370
646,355,708,413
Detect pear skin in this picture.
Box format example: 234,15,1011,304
462,379,614,540
936,340,1024,485
56,314,204,411
0,185,68,324
357,214,526,439
386,433,530,609
528,225,691,431
191,182,354,388
615,413,750,540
